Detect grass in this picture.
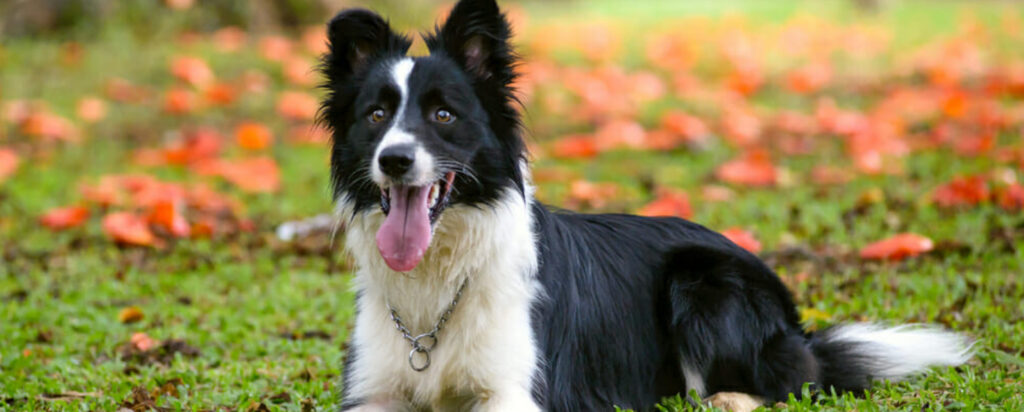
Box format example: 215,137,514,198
2,0,1024,410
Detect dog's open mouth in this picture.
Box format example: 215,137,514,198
375,171,456,272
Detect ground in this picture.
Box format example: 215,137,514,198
1,0,1023,410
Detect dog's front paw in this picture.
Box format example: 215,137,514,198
704,392,764,412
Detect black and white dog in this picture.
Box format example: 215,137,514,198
319,1,972,410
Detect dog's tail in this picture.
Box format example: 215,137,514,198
808,323,973,393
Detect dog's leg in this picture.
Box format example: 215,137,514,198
343,398,416,412
474,388,540,412
704,392,765,412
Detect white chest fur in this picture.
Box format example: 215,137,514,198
339,187,542,411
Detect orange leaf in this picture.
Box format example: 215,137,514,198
217,157,281,193
163,87,197,115
551,135,598,159
102,212,156,246
76,97,107,123
118,306,145,324
40,206,90,230
20,111,79,141
0,148,20,183
301,26,329,55
660,111,709,143
721,227,762,254
130,332,157,351
715,149,777,186
164,127,223,165
235,122,273,150
997,183,1024,211
567,180,618,209
148,200,191,238
164,0,194,10
203,82,237,106
276,91,318,121
637,188,692,219
288,124,330,145
212,26,247,53
785,62,831,94
259,35,293,62
594,120,646,151
283,58,316,86
860,233,934,261
170,56,214,87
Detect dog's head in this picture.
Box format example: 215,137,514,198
320,0,525,272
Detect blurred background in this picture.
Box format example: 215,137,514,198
2,0,1023,410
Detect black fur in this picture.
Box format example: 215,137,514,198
321,1,953,410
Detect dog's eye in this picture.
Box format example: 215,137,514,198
434,109,455,124
369,109,387,123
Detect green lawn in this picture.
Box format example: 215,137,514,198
2,0,1023,410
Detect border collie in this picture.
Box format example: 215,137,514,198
318,1,972,410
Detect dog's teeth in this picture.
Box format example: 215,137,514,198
429,184,439,208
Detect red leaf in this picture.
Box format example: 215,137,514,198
551,135,598,159
76,97,107,123
148,200,191,238
218,157,281,193
276,91,318,121
130,332,157,351
594,120,646,151
637,188,692,219
40,206,90,230
997,183,1024,211
102,212,156,246
567,180,618,209
715,149,777,186
203,82,238,106
860,233,934,261
0,148,20,183
163,87,197,115
170,56,214,87
660,111,709,143
721,228,762,254
933,175,990,208
259,36,293,62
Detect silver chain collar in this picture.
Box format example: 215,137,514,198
387,280,468,372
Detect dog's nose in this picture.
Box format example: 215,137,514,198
378,144,416,178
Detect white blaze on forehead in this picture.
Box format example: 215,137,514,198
373,58,435,185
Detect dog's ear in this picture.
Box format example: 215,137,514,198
431,0,515,83
323,9,411,83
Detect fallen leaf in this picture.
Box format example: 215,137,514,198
0,148,20,183
76,97,107,123
103,212,156,246
130,332,156,351
163,88,196,115
567,180,619,209
997,183,1024,211
148,200,190,238
715,149,777,186
170,56,214,87
637,188,692,219
933,175,990,208
119,306,145,324
551,135,598,159
721,227,762,253
40,206,90,230
276,91,318,121
236,122,274,150
860,233,934,261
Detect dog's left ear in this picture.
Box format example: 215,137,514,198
431,0,515,83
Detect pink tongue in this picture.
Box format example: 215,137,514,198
376,185,433,272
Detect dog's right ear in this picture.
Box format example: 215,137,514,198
323,9,411,83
